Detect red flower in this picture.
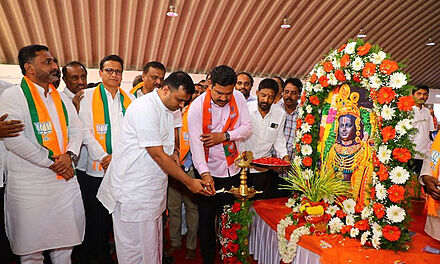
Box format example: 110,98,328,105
323,61,334,73
310,73,318,84
310,95,320,105
225,256,241,264
303,156,312,167
231,223,242,231
296,144,301,153
381,126,396,143
377,163,389,181
340,54,350,68
376,87,396,104
355,203,364,213
370,187,376,200
305,114,315,125
223,228,238,240
370,89,377,101
231,202,241,213
319,75,329,87
353,73,361,83
227,242,239,253
392,148,411,163
301,92,307,103
383,225,401,241
336,209,347,218
362,62,376,78
335,69,346,81
372,153,380,167
301,134,312,144
354,219,370,231
309,225,316,233
397,96,415,111
357,43,372,56
338,44,347,52
340,225,352,235
388,185,405,203
296,118,303,130
380,60,399,75
373,203,385,219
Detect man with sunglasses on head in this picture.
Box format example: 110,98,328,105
79,54,135,263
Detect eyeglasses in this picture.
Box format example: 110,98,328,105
103,68,122,76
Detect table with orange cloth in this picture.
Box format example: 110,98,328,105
249,197,440,264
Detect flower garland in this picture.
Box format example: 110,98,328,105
290,39,416,252
219,200,254,264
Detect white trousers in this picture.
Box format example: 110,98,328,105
20,247,73,264
112,203,163,264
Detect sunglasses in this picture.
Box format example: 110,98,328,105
103,68,122,76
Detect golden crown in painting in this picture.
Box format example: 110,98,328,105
335,84,360,119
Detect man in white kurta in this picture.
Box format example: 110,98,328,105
97,71,212,264
0,45,84,263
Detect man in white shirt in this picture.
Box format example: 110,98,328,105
410,85,435,177
235,72,256,102
97,71,212,264
79,54,135,264
0,44,84,263
244,78,289,199
129,61,166,98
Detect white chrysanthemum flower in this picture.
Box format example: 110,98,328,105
372,222,382,237
369,74,382,89
298,107,304,117
402,118,413,130
390,166,410,184
293,156,302,166
328,73,337,85
346,214,355,226
332,58,341,69
296,130,302,139
301,145,312,156
361,207,372,219
313,84,323,92
372,233,382,249
306,105,313,113
328,217,344,234
395,121,407,136
386,205,406,223
317,67,325,77
305,82,313,92
352,57,364,71
381,105,395,121
377,145,392,164
326,205,339,216
389,72,407,89
304,169,312,178
371,51,387,64
301,123,311,133
361,231,371,245
286,198,296,208
375,183,387,200
372,171,378,185
350,227,360,238
344,70,351,81
343,199,356,214
345,42,357,54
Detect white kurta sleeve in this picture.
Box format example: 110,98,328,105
274,111,288,158
61,93,82,156
78,90,107,161
0,87,53,168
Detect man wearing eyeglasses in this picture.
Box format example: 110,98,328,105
79,54,135,264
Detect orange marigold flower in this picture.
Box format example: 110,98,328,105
319,75,329,87
376,87,396,104
354,219,370,231
392,148,412,163
377,163,389,181
338,44,347,52
310,73,318,83
340,54,350,68
301,134,312,144
383,225,401,241
336,209,347,218
357,43,372,56
353,73,361,83
296,144,301,153
380,60,399,75
305,114,315,125
340,225,352,235
388,185,405,203
310,95,320,105
355,203,364,213
362,62,376,78
303,156,312,167
296,118,303,129
323,61,334,73
373,203,385,219
381,126,396,143
335,69,346,81
397,96,415,111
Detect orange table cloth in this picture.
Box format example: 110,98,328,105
253,198,440,264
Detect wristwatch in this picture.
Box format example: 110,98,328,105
225,132,230,141
66,151,78,163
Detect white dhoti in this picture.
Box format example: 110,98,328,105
112,203,163,264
